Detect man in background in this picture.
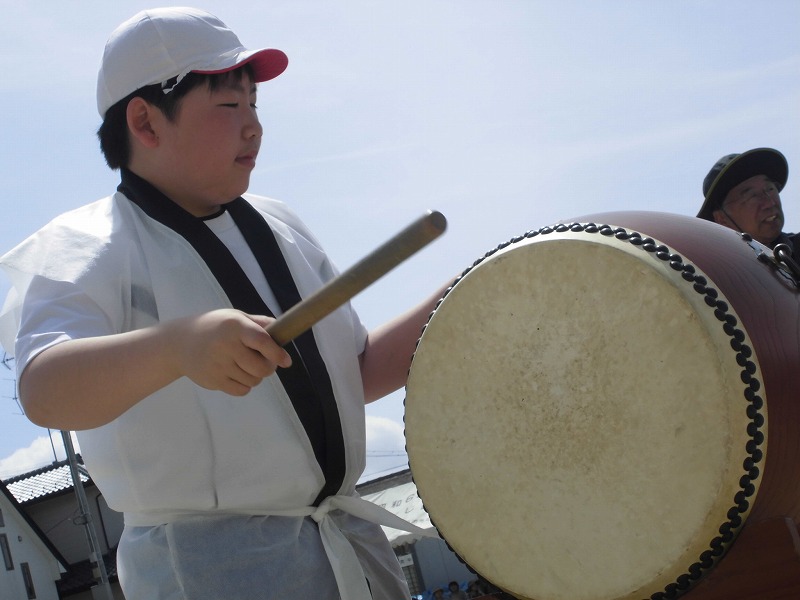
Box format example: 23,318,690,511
697,147,798,262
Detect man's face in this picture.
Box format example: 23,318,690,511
713,174,784,246
153,71,262,216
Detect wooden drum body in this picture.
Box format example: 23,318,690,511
404,211,800,600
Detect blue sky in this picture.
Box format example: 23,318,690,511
1,0,799,481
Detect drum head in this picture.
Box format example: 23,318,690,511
404,226,765,600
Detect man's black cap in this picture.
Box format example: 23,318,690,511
698,148,788,221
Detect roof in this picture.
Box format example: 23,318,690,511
359,473,437,547
357,466,414,495
3,455,91,505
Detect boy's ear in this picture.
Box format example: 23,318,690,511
126,97,161,149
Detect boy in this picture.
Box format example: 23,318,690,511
0,7,440,600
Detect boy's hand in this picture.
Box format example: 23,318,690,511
172,309,292,396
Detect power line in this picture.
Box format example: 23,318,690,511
366,450,407,457
361,463,409,481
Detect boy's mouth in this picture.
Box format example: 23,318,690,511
236,151,258,168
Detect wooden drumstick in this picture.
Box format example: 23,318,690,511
266,210,447,346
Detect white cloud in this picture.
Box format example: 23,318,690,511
0,431,80,480
365,414,405,446
362,415,408,482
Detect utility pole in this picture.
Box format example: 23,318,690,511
61,430,115,600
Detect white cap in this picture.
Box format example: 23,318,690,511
96,7,288,117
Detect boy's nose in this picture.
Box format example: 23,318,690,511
244,110,263,139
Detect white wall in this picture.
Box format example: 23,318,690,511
0,500,61,600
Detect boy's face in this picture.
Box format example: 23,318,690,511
153,70,262,216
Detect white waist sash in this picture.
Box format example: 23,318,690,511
124,494,437,600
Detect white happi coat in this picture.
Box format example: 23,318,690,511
0,191,427,600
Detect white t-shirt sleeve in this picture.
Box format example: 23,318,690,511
14,276,115,382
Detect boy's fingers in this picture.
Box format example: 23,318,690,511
247,313,274,329
241,313,292,367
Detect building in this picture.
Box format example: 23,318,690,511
358,469,478,598
0,479,66,600
4,457,123,599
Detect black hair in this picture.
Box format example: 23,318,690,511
97,63,256,170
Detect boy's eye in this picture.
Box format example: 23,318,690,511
218,102,257,109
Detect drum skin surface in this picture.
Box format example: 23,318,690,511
404,211,800,600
